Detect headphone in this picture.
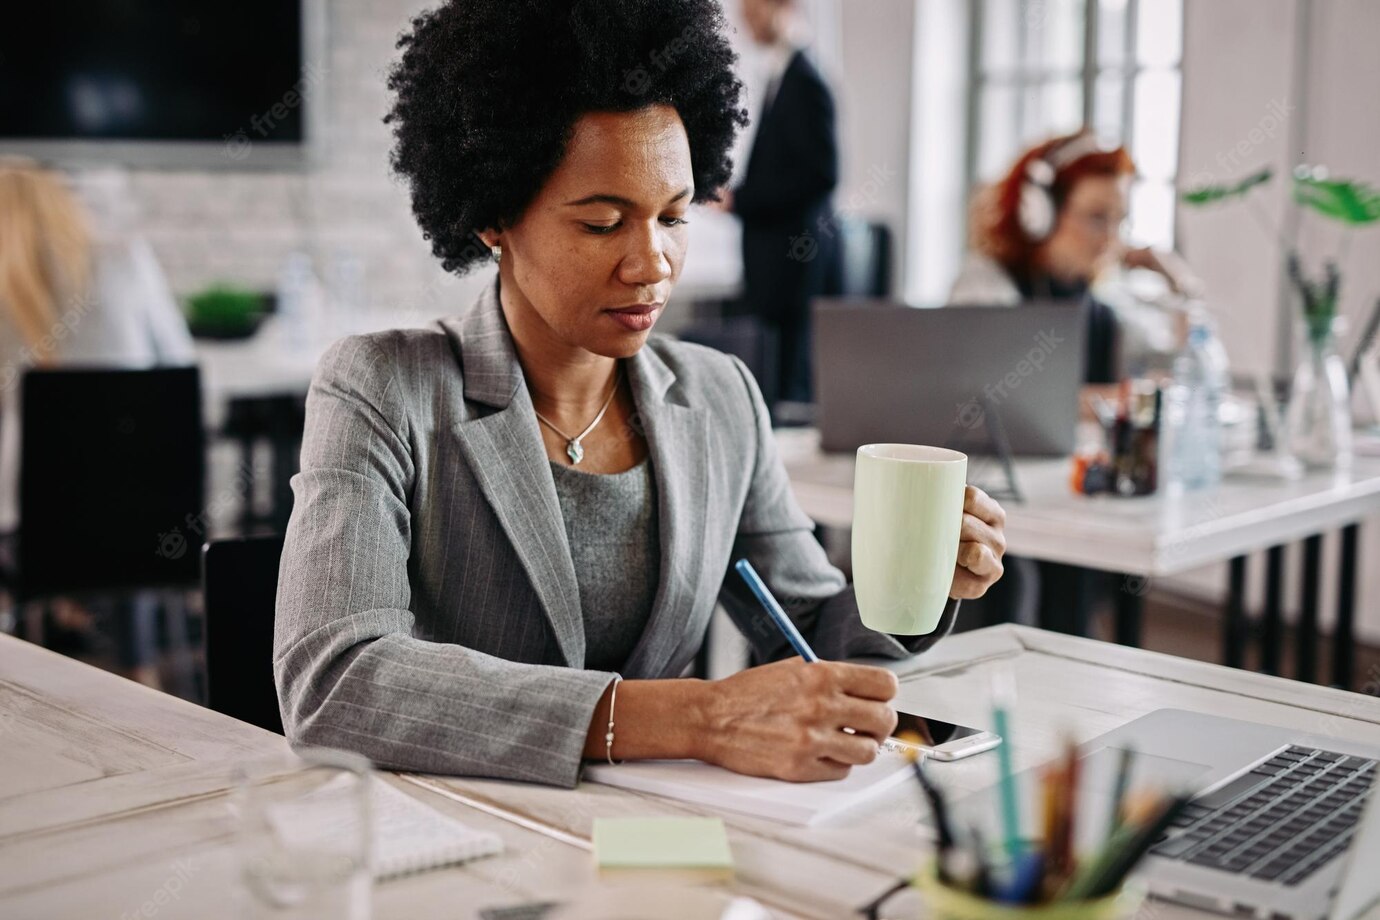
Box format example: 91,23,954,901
1016,132,1110,243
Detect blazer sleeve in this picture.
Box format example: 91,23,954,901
731,62,840,223
273,335,616,788
716,356,958,663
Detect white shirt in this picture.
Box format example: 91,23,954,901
0,234,195,532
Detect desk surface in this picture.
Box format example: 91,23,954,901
777,427,1380,576
5,629,1380,918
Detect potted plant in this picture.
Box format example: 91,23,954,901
1182,166,1380,469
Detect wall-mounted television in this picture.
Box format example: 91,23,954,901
0,1,324,170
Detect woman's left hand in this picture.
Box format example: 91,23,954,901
950,485,1006,600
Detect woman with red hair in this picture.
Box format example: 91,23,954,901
950,131,1199,383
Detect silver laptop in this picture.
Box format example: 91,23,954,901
811,300,1087,456
964,709,1380,920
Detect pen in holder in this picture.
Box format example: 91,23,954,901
913,850,1146,920
896,722,1176,920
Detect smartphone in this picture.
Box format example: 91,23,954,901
883,710,1001,761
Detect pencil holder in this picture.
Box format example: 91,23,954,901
912,859,1146,920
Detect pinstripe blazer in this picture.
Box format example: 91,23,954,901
273,278,958,787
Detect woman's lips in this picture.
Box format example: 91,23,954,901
604,304,661,332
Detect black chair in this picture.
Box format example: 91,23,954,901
202,534,285,734
15,366,205,599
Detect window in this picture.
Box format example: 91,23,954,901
967,0,1184,249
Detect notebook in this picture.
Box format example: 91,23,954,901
584,751,917,826
593,816,734,884
267,775,504,880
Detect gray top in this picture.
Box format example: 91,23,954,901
549,456,660,673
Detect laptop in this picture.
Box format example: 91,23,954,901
811,300,1087,456
963,709,1380,919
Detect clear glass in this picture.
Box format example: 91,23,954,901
1286,319,1353,471
233,748,372,920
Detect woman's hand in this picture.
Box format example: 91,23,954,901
1122,247,1204,299
695,658,899,782
950,485,1006,599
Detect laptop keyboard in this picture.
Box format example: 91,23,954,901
1150,745,1375,887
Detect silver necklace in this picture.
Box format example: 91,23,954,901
533,367,622,465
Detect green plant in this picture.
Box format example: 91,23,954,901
185,284,265,329
1182,166,1379,345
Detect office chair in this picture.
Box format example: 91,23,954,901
16,366,206,600
202,534,285,734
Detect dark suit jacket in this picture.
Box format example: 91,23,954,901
733,49,842,326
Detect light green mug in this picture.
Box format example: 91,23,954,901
852,444,967,636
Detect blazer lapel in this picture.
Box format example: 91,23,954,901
442,281,585,668
620,346,710,679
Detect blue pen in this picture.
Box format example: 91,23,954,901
734,558,819,662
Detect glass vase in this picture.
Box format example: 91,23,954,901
1285,318,1352,470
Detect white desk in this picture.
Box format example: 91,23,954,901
777,428,1380,686
4,628,1379,919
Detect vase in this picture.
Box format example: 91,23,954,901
1285,318,1352,470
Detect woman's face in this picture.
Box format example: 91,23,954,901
489,104,693,361
1037,174,1128,283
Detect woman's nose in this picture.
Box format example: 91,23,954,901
617,222,673,286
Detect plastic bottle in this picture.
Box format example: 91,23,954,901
1165,310,1229,491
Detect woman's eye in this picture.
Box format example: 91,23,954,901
661,217,689,227
582,223,619,235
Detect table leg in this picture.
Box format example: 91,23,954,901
1038,563,1092,637
1224,555,1248,669
1115,581,1143,647
1261,545,1285,676
1297,535,1322,683
1335,523,1359,690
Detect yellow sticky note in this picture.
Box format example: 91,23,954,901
592,817,734,883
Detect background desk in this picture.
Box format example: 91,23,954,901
776,428,1380,688
5,628,1379,918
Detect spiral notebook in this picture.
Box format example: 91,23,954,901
268,775,504,879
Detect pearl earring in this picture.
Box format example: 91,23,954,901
491,245,502,263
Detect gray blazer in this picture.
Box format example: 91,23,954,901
273,279,958,787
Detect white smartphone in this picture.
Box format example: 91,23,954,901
882,710,1002,761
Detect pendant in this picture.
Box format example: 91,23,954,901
567,439,585,465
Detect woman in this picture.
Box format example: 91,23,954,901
273,0,1006,789
0,159,195,686
950,132,1200,383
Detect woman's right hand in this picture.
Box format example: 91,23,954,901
694,658,900,782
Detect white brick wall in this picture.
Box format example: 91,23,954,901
122,0,495,319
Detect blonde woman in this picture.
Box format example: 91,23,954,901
0,158,194,685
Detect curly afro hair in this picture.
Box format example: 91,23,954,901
383,0,749,277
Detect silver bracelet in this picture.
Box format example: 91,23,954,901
605,675,625,766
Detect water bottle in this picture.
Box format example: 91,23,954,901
1166,311,1228,491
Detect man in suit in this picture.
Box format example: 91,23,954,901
716,0,842,410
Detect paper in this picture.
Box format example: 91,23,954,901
584,751,916,826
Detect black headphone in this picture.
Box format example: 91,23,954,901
1016,133,1109,243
